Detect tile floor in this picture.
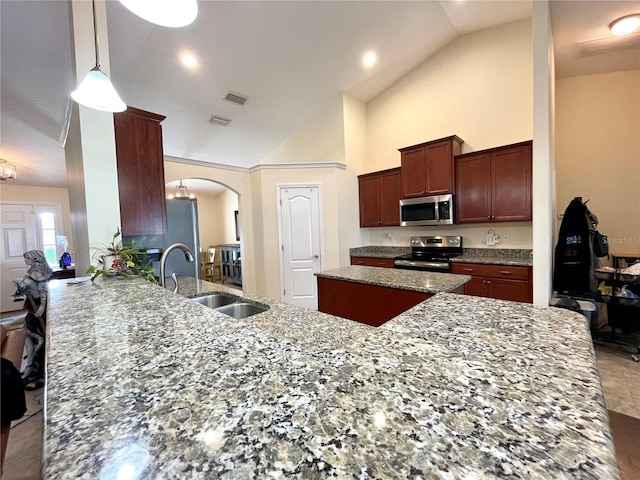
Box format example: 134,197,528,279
1,336,638,479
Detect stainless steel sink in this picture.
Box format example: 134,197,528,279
214,303,269,319
192,293,239,308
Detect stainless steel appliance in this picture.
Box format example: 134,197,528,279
123,197,201,280
399,193,455,226
394,235,462,272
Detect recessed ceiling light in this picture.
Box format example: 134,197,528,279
362,51,378,68
181,53,198,69
610,14,640,36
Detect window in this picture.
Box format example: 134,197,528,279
34,204,64,267
40,212,57,265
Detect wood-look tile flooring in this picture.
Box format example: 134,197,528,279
1,327,638,479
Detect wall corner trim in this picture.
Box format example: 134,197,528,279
164,156,347,173
250,162,347,172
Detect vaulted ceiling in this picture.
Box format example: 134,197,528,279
1,1,638,193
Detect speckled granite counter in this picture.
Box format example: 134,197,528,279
452,248,533,267
315,265,470,294
349,246,410,259
349,246,533,266
43,276,618,479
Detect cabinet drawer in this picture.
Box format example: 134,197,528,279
351,256,395,268
451,263,530,280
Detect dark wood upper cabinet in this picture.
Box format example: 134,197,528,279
399,136,463,198
455,141,532,223
113,107,167,236
358,168,402,227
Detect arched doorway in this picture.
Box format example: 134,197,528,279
165,178,241,287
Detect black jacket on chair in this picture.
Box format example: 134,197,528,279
553,197,600,296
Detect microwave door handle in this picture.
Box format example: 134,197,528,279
434,201,440,221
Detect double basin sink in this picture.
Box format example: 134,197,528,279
191,292,268,319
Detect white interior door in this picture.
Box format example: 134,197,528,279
1,204,37,313
278,186,322,309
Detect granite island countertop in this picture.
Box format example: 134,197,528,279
43,276,618,479
315,265,470,294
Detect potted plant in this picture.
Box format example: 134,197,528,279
87,229,157,283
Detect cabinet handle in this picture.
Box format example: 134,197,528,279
499,270,512,275
487,216,491,219
463,268,474,272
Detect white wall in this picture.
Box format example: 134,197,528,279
531,0,555,305
261,96,346,165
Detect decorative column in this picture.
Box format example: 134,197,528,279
65,0,121,275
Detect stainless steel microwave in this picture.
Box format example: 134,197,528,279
399,194,455,226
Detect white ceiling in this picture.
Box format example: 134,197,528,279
1,1,639,195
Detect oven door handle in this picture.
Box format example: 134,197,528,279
394,260,449,270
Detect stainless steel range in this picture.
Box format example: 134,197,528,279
394,235,462,272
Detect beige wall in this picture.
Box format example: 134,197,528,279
195,189,239,250
555,69,640,261
367,19,533,171
252,168,342,302
0,184,74,254
364,19,534,249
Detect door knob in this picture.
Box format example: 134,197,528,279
313,254,319,259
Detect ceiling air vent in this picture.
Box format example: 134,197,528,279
224,92,247,106
209,115,231,127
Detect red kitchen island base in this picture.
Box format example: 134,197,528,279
317,276,432,327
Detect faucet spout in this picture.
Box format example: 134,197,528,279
160,243,195,293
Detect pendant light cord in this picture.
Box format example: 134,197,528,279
92,0,100,67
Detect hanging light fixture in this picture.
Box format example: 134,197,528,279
0,160,17,181
175,180,195,199
71,0,126,113
610,14,640,36
118,0,198,28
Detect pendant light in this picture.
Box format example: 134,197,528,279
175,180,195,199
118,0,198,28
71,0,126,113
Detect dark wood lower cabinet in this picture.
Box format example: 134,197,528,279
451,263,532,303
317,277,430,327
350,256,395,268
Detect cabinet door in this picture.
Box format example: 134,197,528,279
492,144,532,222
114,108,167,235
456,153,492,223
425,140,454,194
358,174,381,227
487,278,531,303
463,276,490,297
400,147,426,198
379,169,401,226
